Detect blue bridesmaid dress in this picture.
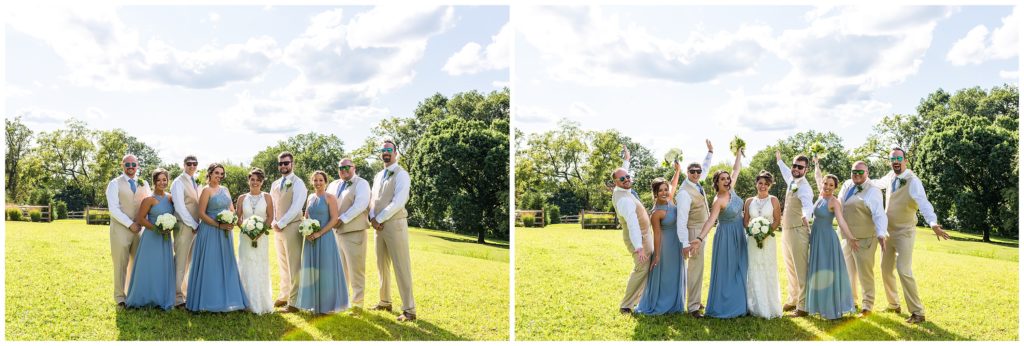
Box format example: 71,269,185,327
296,193,349,314
805,197,856,319
185,187,249,312
705,190,749,318
636,203,685,315
125,194,176,310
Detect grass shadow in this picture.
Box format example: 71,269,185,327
424,234,509,249
948,236,1018,248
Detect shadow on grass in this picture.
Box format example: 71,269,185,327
114,307,465,340
948,236,1018,248
423,234,509,249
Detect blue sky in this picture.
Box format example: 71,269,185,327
514,5,1018,165
6,5,509,165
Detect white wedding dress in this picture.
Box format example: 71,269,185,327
237,192,274,314
746,195,783,318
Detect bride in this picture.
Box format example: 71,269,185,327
235,168,275,314
743,170,783,318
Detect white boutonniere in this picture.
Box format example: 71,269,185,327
790,180,799,192
284,178,293,190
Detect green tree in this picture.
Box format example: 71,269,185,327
91,128,163,207
746,131,848,201
35,118,94,189
250,133,347,187
5,117,33,202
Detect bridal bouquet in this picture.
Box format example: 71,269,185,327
215,210,237,238
299,218,321,243
240,215,269,248
730,135,746,156
662,148,684,168
154,213,177,240
746,216,775,249
809,141,827,159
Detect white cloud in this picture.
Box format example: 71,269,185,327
517,6,772,86
14,107,70,124
5,4,279,90
1000,70,1019,79
5,84,32,98
443,23,511,75
85,107,109,121
947,6,1019,66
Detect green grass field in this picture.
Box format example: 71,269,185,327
515,224,1018,341
5,220,509,341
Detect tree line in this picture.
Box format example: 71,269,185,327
515,84,1018,241
6,88,510,242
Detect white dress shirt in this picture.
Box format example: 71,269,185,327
370,163,410,223
614,186,644,251
838,179,889,238
105,173,151,228
871,169,939,227
327,176,371,224
674,152,713,247
170,172,199,229
776,159,814,221
273,172,308,228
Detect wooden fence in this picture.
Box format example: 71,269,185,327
6,205,52,222
515,210,546,228
85,207,111,225
580,211,619,230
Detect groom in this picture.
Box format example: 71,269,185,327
105,154,151,308
170,155,201,308
611,162,654,314
675,139,713,318
370,140,417,322
872,147,949,324
270,151,307,313
838,161,888,317
776,151,813,317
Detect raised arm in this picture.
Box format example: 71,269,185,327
669,161,681,197
776,150,794,184
814,156,824,193
731,150,742,185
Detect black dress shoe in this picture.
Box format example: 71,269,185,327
884,307,902,314
280,305,299,313
782,304,796,312
274,300,288,308
689,310,704,319
397,311,417,322
619,308,632,314
859,309,871,317
906,314,925,324
371,303,393,312
174,303,186,310
117,302,126,309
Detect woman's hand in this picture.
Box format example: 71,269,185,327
219,223,233,231
848,238,860,252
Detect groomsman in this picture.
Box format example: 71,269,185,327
838,161,888,317
370,140,417,322
328,158,371,309
675,139,713,318
270,152,307,312
105,154,151,307
775,151,813,317
872,147,949,324
610,163,654,314
170,155,201,308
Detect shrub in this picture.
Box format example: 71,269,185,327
522,214,536,227
53,201,68,220
7,208,22,221
29,210,42,222
544,204,561,225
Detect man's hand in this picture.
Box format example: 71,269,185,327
775,150,782,162
273,223,282,233
129,223,141,233
706,139,713,153
848,238,860,252
622,144,631,161
802,217,810,229
372,219,383,231
688,239,702,255
635,247,648,264
932,225,950,241
878,237,887,252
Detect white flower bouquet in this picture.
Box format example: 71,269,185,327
299,218,321,243
240,215,269,248
215,210,237,238
154,213,177,240
746,216,775,249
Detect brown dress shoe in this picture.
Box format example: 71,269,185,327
884,307,902,314
859,309,871,317
689,310,704,319
906,314,925,324
274,300,288,308
397,311,417,322
619,308,632,314
787,310,808,318
782,304,796,312
174,303,186,310
280,305,299,313
117,302,127,309
371,303,393,312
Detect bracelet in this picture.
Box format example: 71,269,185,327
697,236,704,243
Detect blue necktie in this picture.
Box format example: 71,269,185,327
128,179,137,194
192,176,198,189
336,181,348,197
630,189,640,200
892,178,899,191
696,183,704,196
843,185,857,202
383,170,390,181
280,178,286,190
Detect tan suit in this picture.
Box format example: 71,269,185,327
329,175,371,307
612,188,654,310
679,183,709,312
271,174,306,305
841,184,881,310
371,164,415,314
781,184,811,310
107,174,149,303
172,173,200,305
882,171,926,315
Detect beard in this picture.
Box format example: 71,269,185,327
382,155,392,164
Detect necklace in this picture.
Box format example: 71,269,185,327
248,193,260,211
752,195,770,212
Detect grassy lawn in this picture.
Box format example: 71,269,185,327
515,224,1018,341
5,220,509,341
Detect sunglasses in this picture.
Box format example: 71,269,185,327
338,165,352,171
618,175,631,182
124,162,137,168
689,169,702,174
185,162,198,167
381,148,395,153
792,164,805,170
851,169,865,175
890,156,904,162
278,161,292,166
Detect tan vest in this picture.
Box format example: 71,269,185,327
612,189,651,253
886,172,920,231
174,173,200,222
113,175,149,227
842,183,877,239
782,180,806,229
333,175,371,233
372,165,408,221
272,174,303,226
681,182,709,229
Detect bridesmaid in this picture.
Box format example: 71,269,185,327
806,157,857,320
125,169,176,310
234,168,275,314
296,170,349,315
636,162,684,315
185,163,249,312
693,150,747,318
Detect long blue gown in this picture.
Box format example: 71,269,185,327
185,187,249,312
125,194,176,310
806,197,856,319
636,203,685,315
296,193,348,314
705,190,749,318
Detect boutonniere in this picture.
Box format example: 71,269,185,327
896,177,907,189
790,180,799,192
284,179,293,190
855,185,864,193
137,179,146,186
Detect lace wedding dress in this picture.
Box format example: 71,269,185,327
238,192,274,314
746,195,783,318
